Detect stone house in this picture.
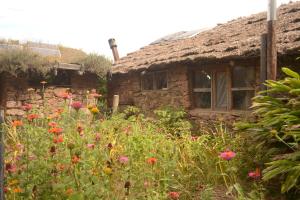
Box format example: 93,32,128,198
108,2,300,121
0,43,102,117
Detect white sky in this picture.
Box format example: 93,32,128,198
0,0,297,59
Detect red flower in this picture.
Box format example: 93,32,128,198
71,101,83,111
72,155,80,164
248,168,261,179
48,127,63,135
168,192,180,199
5,163,17,173
77,125,84,133
48,122,57,127
12,120,23,127
27,114,38,121
107,143,113,149
22,103,32,111
94,133,101,142
147,157,157,165
220,150,236,161
50,146,56,154
53,135,64,143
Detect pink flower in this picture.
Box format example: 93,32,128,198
71,101,83,111
144,181,150,187
220,150,236,161
22,103,32,111
119,156,129,164
87,144,95,149
191,136,198,141
248,168,261,179
94,133,101,142
168,191,180,199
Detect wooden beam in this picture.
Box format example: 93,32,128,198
267,0,277,80
112,95,119,113
57,63,82,71
260,33,268,90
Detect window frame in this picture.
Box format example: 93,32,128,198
141,70,168,91
192,65,255,111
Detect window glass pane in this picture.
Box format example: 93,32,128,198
142,73,153,90
216,72,227,109
156,71,168,89
232,90,254,110
194,92,211,108
232,66,255,87
194,70,211,88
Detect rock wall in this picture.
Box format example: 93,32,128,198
4,73,99,117
108,64,191,111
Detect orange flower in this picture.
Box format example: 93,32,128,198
48,127,63,135
72,155,80,164
27,114,38,121
53,135,64,144
12,120,23,127
90,107,99,114
147,157,157,165
66,188,73,195
13,187,22,193
60,92,71,100
57,163,65,171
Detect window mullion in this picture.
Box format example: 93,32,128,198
211,71,216,110
227,66,232,111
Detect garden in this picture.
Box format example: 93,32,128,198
3,67,300,199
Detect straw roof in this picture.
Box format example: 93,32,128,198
112,1,300,74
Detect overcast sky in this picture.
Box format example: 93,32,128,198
0,0,297,59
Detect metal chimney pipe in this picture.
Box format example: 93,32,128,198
108,38,120,62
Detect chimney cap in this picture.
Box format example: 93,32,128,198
108,38,117,49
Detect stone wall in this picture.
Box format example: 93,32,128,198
108,64,191,111
3,73,99,117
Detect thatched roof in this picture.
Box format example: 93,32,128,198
112,1,300,74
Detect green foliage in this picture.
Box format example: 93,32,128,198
154,107,192,137
0,49,52,75
123,106,142,119
80,53,112,78
4,100,244,199
235,67,300,194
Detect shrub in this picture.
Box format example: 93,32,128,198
236,67,300,196
154,107,192,137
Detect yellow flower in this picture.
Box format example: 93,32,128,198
8,179,19,186
90,107,100,114
103,167,112,175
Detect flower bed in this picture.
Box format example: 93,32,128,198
3,96,259,199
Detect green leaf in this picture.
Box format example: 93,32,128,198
282,67,300,79
281,167,300,193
